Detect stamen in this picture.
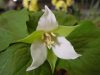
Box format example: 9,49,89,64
42,32,56,49
50,32,56,37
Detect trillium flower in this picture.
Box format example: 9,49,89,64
26,5,81,71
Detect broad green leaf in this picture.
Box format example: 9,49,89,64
56,20,100,75
0,44,30,75
0,28,13,51
0,9,28,51
0,43,52,75
0,9,28,41
18,31,44,43
53,26,78,37
47,49,57,73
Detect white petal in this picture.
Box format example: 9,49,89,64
36,5,58,31
52,37,81,59
26,41,47,71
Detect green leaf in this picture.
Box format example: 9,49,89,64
0,28,13,52
27,12,42,33
56,20,100,75
0,43,52,75
47,49,57,73
0,9,28,41
18,31,44,43
0,9,29,51
0,44,30,75
54,11,78,26
53,26,78,37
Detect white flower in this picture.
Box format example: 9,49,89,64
26,5,81,71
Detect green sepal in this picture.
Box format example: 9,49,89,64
47,49,57,73
18,31,44,43
53,25,78,37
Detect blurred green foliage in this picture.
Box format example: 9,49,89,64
0,8,100,75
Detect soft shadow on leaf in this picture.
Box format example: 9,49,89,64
27,12,42,33
55,69,69,75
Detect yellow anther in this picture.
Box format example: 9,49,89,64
51,32,56,37
42,32,56,49
45,33,51,37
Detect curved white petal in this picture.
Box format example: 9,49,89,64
52,37,81,59
36,5,58,31
26,41,47,71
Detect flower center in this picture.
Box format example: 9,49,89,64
42,32,56,49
